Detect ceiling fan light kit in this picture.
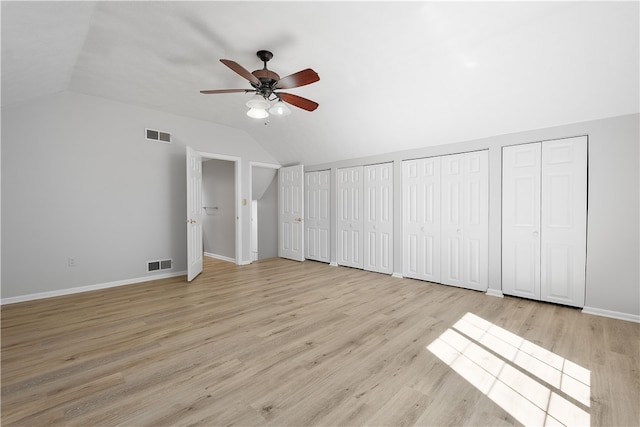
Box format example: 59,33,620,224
201,50,320,119
246,108,269,119
246,94,270,110
269,100,291,116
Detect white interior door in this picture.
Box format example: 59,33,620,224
441,151,489,291
441,154,464,287
186,146,203,281
364,163,393,274
502,143,542,300
402,157,441,282
337,166,364,269
462,151,489,291
540,136,587,307
305,170,330,263
278,165,304,261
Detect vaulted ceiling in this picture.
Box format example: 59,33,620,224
2,1,638,165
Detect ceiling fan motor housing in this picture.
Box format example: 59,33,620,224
252,50,280,99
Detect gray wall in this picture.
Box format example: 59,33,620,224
307,113,640,320
1,91,279,300
202,159,235,259
257,176,278,260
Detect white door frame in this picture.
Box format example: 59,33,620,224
199,151,242,265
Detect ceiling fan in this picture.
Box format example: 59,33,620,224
200,50,320,116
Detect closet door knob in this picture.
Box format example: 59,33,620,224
533,231,539,237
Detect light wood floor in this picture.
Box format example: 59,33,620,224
2,257,639,426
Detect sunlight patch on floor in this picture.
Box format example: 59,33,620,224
427,312,590,426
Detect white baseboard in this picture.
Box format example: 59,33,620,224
582,306,640,323
486,288,504,298
204,252,236,263
1,270,187,305
330,262,338,267
392,272,403,279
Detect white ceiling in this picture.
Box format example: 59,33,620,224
2,1,638,165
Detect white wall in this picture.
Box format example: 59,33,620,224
1,91,279,300
202,159,235,260
307,114,640,321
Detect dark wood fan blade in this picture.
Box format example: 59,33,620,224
220,59,260,85
200,89,252,94
275,69,320,89
278,92,319,111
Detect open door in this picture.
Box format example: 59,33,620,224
278,165,304,261
186,146,203,281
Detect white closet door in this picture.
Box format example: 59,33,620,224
305,170,331,263
402,157,441,282
540,136,587,307
441,151,489,291
337,166,364,269
364,163,393,274
463,151,489,291
441,154,464,287
278,165,305,261
502,143,542,300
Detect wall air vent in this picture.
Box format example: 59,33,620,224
147,259,173,273
145,128,171,143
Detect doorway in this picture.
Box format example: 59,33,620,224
202,158,236,262
198,151,240,268
250,162,280,261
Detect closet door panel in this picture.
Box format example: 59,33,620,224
364,163,393,274
462,151,489,291
441,155,464,287
541,136,587,307
502,144,541,300
337,167,363,269
305,170,330,263
402,158,441,281
318,171,330,261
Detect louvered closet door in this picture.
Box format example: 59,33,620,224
441,151,489,291
337,166,364,269
502,143,542,300
305,170,330,263
364,163,393,274
540,136,587,307
402,157,441,282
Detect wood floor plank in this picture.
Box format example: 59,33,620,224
2,257,639,426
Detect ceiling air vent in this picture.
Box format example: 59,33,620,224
145,128,171,143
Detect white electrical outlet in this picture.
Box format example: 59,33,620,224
68,257,77,267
